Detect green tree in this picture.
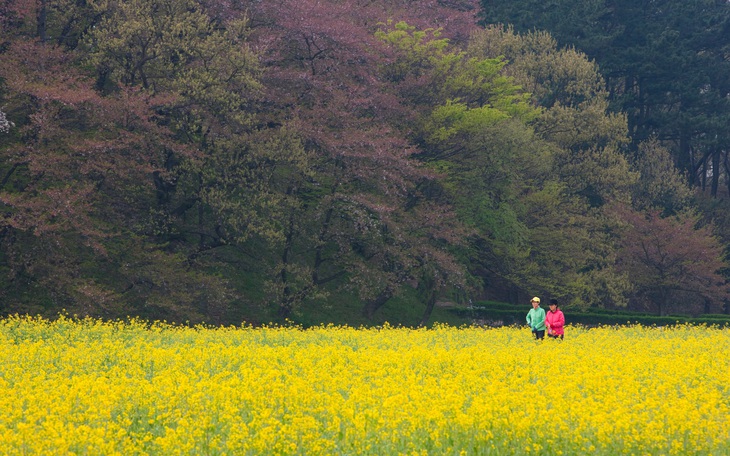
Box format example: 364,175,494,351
629,138,693,215
227,3,475,322
444,26,636,308
480,0,730,197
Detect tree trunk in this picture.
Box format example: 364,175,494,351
362,289,393,320
312,205,334,286
711,148,720,197
278,201,297,319
724,150,730,197
418,288,437,327
508,284,519,305
680,132,693,187
37,0,48,42
658,289,668,317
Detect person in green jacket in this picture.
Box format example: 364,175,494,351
526,297,546,340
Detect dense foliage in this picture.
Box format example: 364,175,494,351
0,0,728,324
481,0,730,196
480,1,730,308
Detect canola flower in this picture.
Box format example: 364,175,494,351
1,315,729,455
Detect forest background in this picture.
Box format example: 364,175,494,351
0,0,729,327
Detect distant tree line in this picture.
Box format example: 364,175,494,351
0,0,727,325
482,0,730,197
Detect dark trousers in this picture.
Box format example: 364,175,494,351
533,329,545,340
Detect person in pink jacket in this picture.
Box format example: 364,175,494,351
546,298,565,339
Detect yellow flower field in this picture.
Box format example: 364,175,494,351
1,316,729,455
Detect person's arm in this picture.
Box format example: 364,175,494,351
526,310,533,328
555,311,564,329
545,313,552,333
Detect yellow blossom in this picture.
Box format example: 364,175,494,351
0,317,728,455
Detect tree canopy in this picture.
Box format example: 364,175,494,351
480,0,730,198
0,0,727,324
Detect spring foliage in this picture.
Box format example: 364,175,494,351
0,0,727,324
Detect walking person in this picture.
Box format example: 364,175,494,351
526,297,546,340
546,298,565,340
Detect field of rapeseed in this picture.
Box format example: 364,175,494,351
1,316,729,455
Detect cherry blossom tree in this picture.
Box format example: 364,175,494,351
614,205,729,315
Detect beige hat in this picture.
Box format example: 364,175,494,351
531,297,540,303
